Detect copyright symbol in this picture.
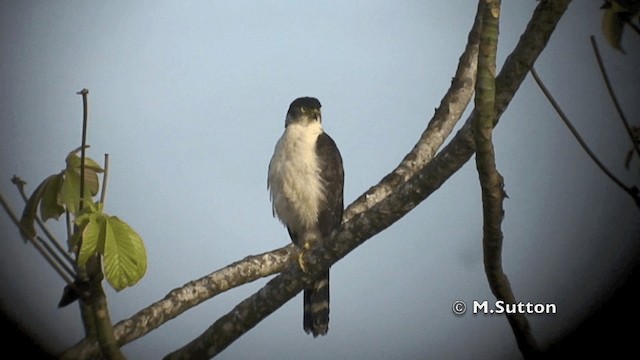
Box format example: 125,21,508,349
452,300,467,315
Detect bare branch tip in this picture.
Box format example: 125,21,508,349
11,175,26,188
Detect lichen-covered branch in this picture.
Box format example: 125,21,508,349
61,5,485,359
164,260,312,359
60,1,571,358
164,2,571,359
345,0,572,235
344,2,483,220
59,245,293,359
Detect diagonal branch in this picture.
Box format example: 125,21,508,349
59,245,293,359
62,4,485,359
530,66,640,208
12,175,76,270
590,35,640,160
61,1,571,358
0,192,77,286
344,1,483,220
164,1,571,359
626,18,640,36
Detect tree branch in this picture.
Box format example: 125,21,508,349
100,154,110,205
77,88,89,214
475,0,538,357
0,191,77,286
62,4,485,359
73,89,125,360
12,175,76,270
590,35,640,160
344,1,483,220
164,1,571,359
59,245,293,359
61,1,571,358
530,66,640,208
87,257,125,360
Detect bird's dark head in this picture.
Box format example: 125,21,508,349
286,97,322,127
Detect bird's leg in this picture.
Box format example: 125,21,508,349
297,241,312,273
297,250,309,273
298,230,320,273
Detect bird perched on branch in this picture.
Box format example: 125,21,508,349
268,97,344,337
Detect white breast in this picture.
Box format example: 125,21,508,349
268,121,325,234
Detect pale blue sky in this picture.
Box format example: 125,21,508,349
1,1,639,359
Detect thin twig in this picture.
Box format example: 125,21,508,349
11,175,76,267
77,89,89,213
530,66,640,208
35,235,77,279
590,36,640,160
100,154,109,205
65,211,73,249
624,17,640,36
0,192,77,286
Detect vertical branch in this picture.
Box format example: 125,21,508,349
73,89,124,360
100,154,110,205
474,0,538,358
66,210,73,247
74,89,96,339
88,256,125,360
77,89,89,212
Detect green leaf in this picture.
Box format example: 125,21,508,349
602,7,626,53
76,167,100,197
102,216,147,291
39,173,65,221
601,0,640,53
65,151,103,197
71,202,102,252
18,148,103,241
20,174,61,240
66,152,101,194
60,169,81,215
60,169,96,215
78,213,105,267
65,151,104,173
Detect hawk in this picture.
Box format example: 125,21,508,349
268,97,344,337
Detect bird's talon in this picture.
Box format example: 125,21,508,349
298,251,309,273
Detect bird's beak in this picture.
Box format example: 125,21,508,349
312,109,321,121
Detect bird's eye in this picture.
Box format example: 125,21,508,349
300,107,306,112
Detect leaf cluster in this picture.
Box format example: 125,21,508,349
601,0,640,53
19,147,147,292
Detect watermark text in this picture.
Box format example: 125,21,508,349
452,300,556,315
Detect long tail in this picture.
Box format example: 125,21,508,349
303,270,329,337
